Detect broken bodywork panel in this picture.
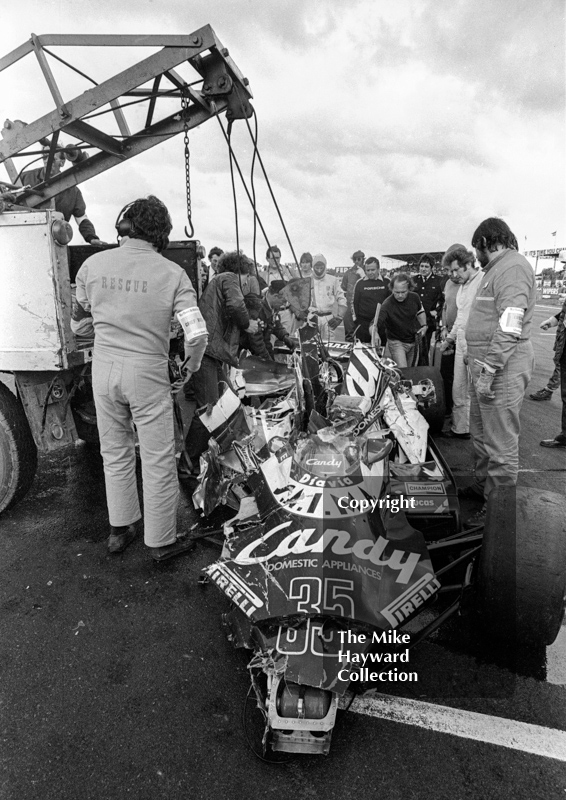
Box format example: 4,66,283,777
194,330,452,754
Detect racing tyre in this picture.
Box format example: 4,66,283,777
0,381,38,514
399,366,446,433
479,486,566,647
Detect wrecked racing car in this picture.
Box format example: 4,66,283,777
192,327,566,756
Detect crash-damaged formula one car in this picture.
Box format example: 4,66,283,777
193,327,566,756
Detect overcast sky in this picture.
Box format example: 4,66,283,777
1,0,564,268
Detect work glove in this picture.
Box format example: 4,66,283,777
475,363,496,400
184,334,208,374
327,316,342,330
246,319,260,334
439,338,454,353
283,336,296,351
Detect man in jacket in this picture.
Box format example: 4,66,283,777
341,250,366,341
184,251,258,468
413,253,444,362
440,245,483,438
465,218,536,522
71,195,206,561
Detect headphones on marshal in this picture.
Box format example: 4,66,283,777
115,201,137,238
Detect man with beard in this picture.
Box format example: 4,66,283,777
464,217,536,523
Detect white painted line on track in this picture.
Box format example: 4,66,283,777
351,694,566,762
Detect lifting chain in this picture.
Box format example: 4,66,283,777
181,89,194,238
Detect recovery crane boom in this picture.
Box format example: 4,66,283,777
0,27,253,515
0,28,253,203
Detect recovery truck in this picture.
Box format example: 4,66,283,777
0,28,253,513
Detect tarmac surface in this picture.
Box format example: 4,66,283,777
1,304,565,800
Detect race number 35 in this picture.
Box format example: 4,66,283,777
289,577,355,617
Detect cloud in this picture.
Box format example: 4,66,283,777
1,0,563,262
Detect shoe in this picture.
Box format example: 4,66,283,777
465,504,487,527
177,463,199,481
107,525,137,554
441,430,471,439
540,437,566,448
457,484,485,501
151,534,196,562
177,454,198,481
529,388,553,401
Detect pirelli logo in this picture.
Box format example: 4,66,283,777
381,573,441,627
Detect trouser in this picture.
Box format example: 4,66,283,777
545,362,561,392
387,339,417,368
184,355,227,463
468,340,534,501
315,313,341,343
559,352,566,439
440,349,455,414
417,323,435,366
343,308,357,341
355,317,373,343
92,350,178,548
451,334,471,434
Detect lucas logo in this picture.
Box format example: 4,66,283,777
233,521,420,584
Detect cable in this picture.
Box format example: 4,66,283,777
82,89,180,121
250,108,259,280
212,106,279,276
42,47,99,86
234,84,301,275
226,120,243,291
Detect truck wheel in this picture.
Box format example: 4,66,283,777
399,366,446,433
479,486,566,647
0,381,38,514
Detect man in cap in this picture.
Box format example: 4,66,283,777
412,253,444,362
341,250,366,340
309,253,347,340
